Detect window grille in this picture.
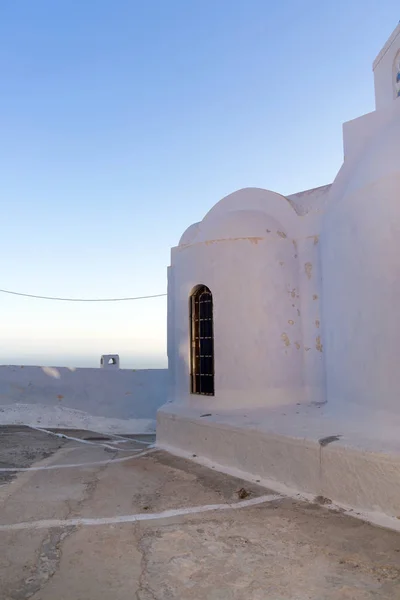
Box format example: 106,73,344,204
190,285,214,395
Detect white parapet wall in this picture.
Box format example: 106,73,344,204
0,365,168,434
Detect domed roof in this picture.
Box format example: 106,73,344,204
204,187,296,224
193,209,286,244
178,187,297,247
179,222,200,246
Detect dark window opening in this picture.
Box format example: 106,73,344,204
190,285,214,395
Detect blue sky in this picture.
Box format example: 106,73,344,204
0,0,398,368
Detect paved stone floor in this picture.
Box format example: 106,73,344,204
1,425,400,599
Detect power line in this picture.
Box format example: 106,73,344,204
0,288,167,302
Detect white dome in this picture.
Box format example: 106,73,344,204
179,222,200,246
193,209,286,244
203,187,297,230
177,187,297,248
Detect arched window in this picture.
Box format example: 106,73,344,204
190,285,214,395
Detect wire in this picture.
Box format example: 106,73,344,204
0,288,167,302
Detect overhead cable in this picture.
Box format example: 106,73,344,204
0,288,167,302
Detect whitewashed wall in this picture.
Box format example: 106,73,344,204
321,98,400,416
169,188,325,410
0,365,167,433
373,23,400,110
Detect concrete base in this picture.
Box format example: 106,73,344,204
157,403,400,523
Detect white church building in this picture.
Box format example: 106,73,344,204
157,24,400,523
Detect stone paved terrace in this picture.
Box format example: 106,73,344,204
0,425,400,599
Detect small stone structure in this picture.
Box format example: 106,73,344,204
157,24,400,524
100,354,120,369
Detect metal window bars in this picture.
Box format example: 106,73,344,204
190,286,215,395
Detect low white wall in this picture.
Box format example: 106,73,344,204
0,365,168,434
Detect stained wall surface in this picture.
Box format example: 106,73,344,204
168,188,325,409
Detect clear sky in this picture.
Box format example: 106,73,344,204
0,1,398,368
